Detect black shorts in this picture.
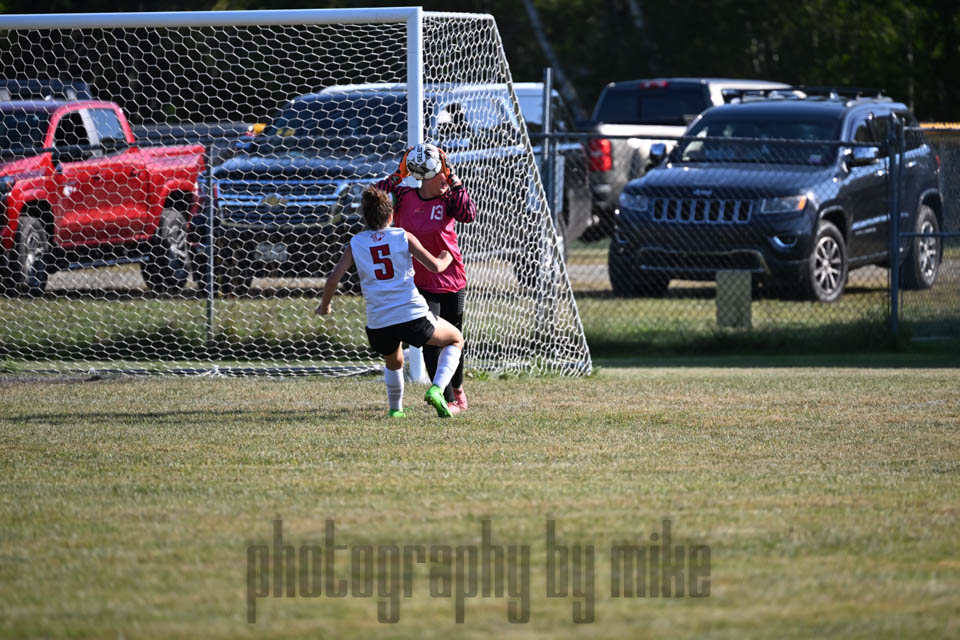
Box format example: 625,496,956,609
365,315,437,356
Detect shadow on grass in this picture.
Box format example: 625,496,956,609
594,337,960,369
0,406,361,425
0,327,372,363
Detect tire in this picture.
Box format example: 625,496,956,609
902,204,940,290
608,245,668,297
15,215,49,296
141,208,190,293
803,220,848,303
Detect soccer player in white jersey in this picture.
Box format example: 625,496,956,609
316,187,464,418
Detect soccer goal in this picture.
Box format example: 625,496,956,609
0,8,591,377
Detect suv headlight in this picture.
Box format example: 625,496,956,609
759,194,807,213
618,191,650,212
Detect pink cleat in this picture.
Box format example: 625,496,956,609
453,387,468,412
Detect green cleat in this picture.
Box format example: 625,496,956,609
424,384,453,418
388,409,406,418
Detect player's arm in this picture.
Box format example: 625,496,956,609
316,244,354,315
438,147,477,223
406,232,452,273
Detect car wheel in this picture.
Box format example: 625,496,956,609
141,207,190,293
804,220,847,302
15,215,49,296
902,204,940,290
608,244,668,297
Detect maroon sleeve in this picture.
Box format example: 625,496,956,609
374,173,403,197
443,185,477,223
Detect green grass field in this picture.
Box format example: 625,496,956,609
2,354,959,638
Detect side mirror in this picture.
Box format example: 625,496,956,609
846,146,880,167
649,142,667,166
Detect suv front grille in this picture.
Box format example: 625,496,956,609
651,198,753,224
214,178,360,228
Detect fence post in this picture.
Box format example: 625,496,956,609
887,114,902,338
205,144,216,345
541,67,556,228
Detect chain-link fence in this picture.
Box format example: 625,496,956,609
894,125,960,341
540,119,960,353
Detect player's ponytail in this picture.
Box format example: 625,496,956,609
361,187,393,230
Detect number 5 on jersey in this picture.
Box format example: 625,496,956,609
370,244,395,280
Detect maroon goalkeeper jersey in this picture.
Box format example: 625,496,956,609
375,178,477,294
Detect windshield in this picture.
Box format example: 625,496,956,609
675,115,843,165
595,86,710,126
515,92,572,133
262,95,406,146
0,110,50,152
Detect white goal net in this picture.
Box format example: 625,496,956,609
0,9,591,377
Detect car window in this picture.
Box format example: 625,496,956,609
595,85,710,126
897,111,924,151
53,111,90,148
515,93,542,129
89,108,126,143
870,113,891,144
264,96,406,141
678,115,840,165
433,95,519,142
551,96,575,132
515,92,574,133
0,109,50,151
851,115,875,143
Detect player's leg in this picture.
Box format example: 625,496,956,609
366,325,406,418
441,289,467,411
383,345,406,418
414,317,461,418
425,317,463,398
418,289,443,393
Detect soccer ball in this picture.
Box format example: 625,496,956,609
406,143,441,181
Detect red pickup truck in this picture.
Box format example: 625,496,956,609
0,99,205,294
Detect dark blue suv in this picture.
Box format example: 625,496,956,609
609,92,943,301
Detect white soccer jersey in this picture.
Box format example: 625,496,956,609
350,227,431,329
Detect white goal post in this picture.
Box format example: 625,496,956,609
0,8,591,377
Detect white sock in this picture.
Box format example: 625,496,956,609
384,366,404,411
432,345,462,391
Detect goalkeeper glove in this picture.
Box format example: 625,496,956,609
438,148,462,189
388,147,413,186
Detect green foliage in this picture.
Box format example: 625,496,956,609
1,0,956,118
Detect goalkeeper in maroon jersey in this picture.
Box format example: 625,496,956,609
375,143,477,415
